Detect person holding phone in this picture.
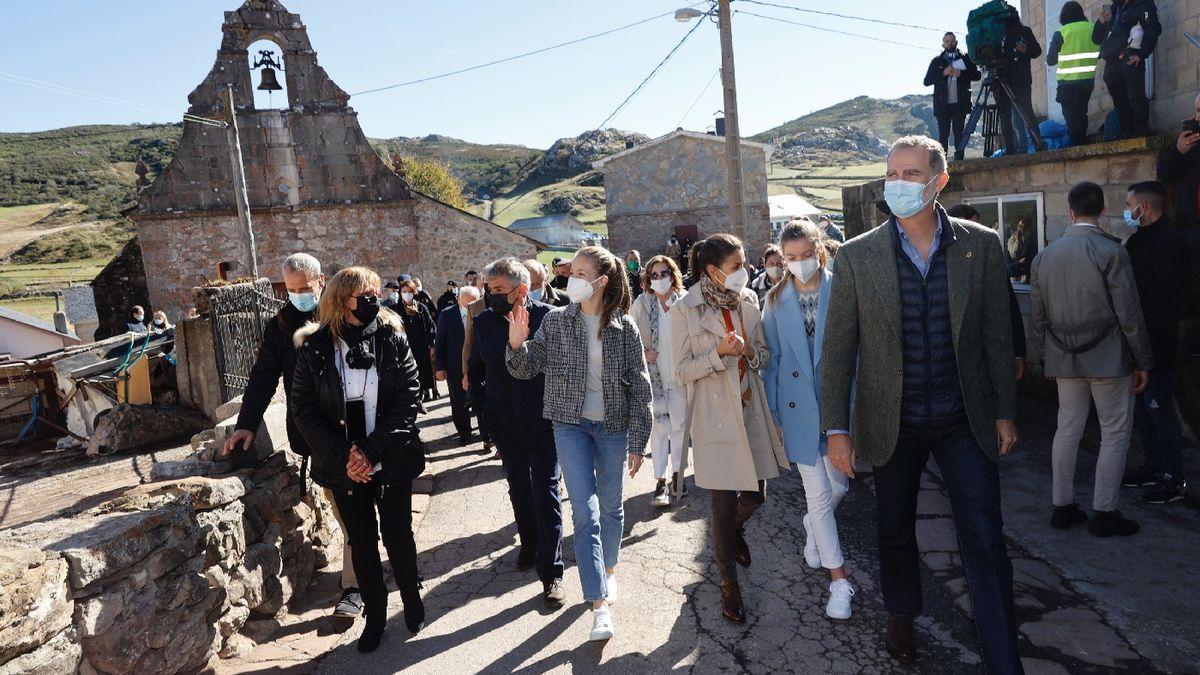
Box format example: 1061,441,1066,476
1157,92,1200,229
1094,0,1162,137
291,266,427,654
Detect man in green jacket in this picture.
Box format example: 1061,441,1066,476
821,136,1020,672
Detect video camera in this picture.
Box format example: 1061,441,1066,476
966,0,1018,69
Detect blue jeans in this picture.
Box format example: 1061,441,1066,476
553,419,628,602
874,422,1021,675
1133,369,1186,477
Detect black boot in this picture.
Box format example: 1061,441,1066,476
401,584,425,634
357,605,386,653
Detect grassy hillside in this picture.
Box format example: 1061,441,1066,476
751,94,933,144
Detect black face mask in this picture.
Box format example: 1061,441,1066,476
486,290,515,315
351,294,380,325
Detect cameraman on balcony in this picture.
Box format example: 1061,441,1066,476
995,7,1041,156
1094,0,1161,138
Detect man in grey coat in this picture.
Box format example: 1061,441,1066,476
1030,181,1152,537
821,136,1021,672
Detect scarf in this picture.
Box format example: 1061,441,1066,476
642,291,680,399
339,317,378,369
699,275,742,311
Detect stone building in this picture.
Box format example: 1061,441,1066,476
593,130,772,259
127,0,538,319
91,237,150,341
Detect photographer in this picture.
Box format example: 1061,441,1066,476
996,7,1041,155
1047,2,1100,146
924,32,981,161
1094,0,1161,138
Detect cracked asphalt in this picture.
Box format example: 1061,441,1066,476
313,396,990,674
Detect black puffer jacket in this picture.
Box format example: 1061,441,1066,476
235,302,313,455
290,310,425,492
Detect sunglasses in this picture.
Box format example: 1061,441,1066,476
648,271,672,281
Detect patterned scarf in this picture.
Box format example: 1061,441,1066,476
643,291,680,399
699,275,742,311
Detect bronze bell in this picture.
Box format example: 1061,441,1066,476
257,66,282,92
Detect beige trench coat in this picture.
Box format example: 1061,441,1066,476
668,287,787,491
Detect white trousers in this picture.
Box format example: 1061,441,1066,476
797,454,850,569
1052,376,1134,512
650,384,687,480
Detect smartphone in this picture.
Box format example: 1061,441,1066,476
1183,119,1200,134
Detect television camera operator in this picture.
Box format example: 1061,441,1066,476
925,32,981,161
995,7,1042,155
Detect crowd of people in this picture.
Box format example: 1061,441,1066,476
924,1,1161,157
212,132,1191,673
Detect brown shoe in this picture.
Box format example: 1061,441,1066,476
734,528,751,567
885,616,917,662
543,578,566,608
721,581,746,624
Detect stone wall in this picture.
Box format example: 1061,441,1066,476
840,179,887,239
1023,0,1199,137
91,236,150,341
0,401,340,674
607,204,773,267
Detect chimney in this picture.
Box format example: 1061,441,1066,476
715,116,726,137
53,311,70,335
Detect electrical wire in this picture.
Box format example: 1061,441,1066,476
675,68,721,129
738,0,950,33
736,10,929,51
0,71,179,117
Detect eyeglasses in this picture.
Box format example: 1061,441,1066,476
648,271,672,281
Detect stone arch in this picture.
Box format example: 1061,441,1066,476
247,37,288,110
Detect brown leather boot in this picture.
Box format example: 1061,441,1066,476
734,527,751,567
885,616,917,662
721,581,746,624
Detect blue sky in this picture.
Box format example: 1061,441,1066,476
0,1,990,148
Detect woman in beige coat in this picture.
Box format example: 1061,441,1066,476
669,233,788,625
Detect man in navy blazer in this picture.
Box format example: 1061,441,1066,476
435,286,480,445
469,258,565,607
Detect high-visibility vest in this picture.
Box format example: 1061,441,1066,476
1056,21,1099,81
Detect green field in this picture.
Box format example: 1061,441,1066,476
765,161,885,212
0,295,59,323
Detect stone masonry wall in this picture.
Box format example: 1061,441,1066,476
91,236,151,341
602,135,768,217
608,204,773,267
0,400,340,674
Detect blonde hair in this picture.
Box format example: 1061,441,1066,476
575,246,630,338
640,254,683,294
765,220,834,307
317,266,382,341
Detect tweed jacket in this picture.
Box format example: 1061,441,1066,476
820,209,1018,466
1029,224,1154,378
506,302,653,455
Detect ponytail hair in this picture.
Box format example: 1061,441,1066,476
690,233,744,282
764,219,834,308
574,245,630,338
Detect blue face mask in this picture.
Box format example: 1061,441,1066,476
289,291,318,312
1122,206,1143,230
884,176,939,219
528,288,544,302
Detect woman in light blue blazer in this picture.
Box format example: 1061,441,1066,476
762,220,854,620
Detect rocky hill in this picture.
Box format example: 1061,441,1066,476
517,129,650,188
376,134,540,199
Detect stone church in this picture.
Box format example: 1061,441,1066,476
122,0,538,321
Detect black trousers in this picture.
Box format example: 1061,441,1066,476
332,480,419,616
995,80,1036,155
874,422,1021,675
936,111,967,160
495,428,564,583
446,377,472,439
1103,59,1149,135
710,481,765,584
1057,80,1094,146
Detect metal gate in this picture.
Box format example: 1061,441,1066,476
209,284,285,401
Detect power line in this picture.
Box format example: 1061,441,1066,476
0,71,179,117
736,10,929,51
675,68,721,129
348,4,707,98
738,0,949,33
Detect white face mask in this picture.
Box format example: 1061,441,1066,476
650,277,672,295
788,259,821,283
765,266,783,281
400,292,414,304
565,276,599,304
718,267,749,293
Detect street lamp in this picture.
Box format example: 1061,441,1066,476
675,7,703,22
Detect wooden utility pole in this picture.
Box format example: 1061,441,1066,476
717,0,746,243
224,84,259,279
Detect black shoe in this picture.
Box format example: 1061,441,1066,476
516,546,536,571
734,527,751,568
1122,466,1161,488
1088,510,1140,537
886,616,917,663
418,401,428,415
401,585,425,634
334,588,364,617
671,471,689,498
1143,475,1188,505
458,433,472,447
357,609,386,653
1050,503,1089,529
543,578,566,608
483,440,494,452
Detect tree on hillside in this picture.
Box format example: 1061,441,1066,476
382,150,468,210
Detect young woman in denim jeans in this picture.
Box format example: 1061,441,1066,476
506,246,653,643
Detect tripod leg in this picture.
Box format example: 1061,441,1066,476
958,82,990,158
997,79,1045,151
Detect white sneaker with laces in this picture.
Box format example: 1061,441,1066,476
826,579,855,620
802,514,821,570
589,608,614,641
605,571,618,605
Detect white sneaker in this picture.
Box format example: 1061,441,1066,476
825,579,854,620
605,571,618,605
802,514,821,570
589,608,614,641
